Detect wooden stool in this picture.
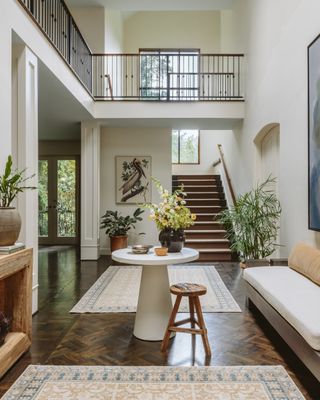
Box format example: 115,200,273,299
161,283,211,356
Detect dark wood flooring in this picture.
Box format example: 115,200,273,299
0,246,319,398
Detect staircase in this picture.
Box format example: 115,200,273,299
172,174,232,261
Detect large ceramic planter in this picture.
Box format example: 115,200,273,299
159,228,185,253
0,207,21,246
110,235,128,252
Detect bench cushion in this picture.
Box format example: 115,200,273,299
288,242,320,286
243,266,320,350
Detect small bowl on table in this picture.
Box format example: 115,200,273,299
131,245,153,255
154,247,168,256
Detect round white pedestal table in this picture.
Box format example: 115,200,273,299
111,247,199,341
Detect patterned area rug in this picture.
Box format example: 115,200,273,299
1,365,305,399
70,265,241,313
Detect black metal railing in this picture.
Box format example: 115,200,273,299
19,0,92,93
18,1,244,101
92,53,244,101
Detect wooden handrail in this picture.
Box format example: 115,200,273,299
217,144,236,205
105,74,114,100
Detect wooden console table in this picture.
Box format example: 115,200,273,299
0,248,33,378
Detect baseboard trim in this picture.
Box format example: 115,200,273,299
81,245,101,260
100,247,111,256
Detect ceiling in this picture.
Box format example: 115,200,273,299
38,61,92,140
65,0,235,11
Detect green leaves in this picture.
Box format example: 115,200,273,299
0,155,36,207
217,176,281,261
100,208,144,237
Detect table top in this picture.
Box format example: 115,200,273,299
112,247,199,266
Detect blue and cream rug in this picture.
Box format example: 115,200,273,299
1,365,304,399
70,265,241,313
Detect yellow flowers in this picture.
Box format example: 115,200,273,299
143,178,196,231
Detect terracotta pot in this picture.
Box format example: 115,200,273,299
159,228,185,253
0,207,21,246
110,235,128,252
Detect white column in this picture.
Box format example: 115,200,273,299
81,122,101,260
17,47,39,314
0,23,12,169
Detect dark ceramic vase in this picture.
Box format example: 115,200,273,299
159,228,186,253
0,312,10,346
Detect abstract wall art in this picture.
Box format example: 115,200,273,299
308,34,320,231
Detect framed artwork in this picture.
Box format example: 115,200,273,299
116,156,152,204
308,34,320,231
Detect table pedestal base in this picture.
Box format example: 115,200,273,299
134,264,173,341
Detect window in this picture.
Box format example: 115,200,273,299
172,130,200,164
140,49,200,100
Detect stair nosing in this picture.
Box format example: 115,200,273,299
198,248,232,253
186,239,229,243
186,230,226,233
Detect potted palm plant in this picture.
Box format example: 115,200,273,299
100,208,144,252
0,155,35,246
217,176,281,267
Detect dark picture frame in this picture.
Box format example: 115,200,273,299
115,156,152,204
308,33,320,231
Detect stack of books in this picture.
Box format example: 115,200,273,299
0,243,25,255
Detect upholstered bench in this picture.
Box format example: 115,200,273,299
243,243,320,381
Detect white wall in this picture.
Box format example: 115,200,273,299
172,130,224,175
172,129,246,195
100,127,171,254
70,7,105,53
226,0,320,255
123,11,221,53
105,10,124,52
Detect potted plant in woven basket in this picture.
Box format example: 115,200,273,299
100,208,144,252
0,155,36,246
217,176,282,267
143,179,196,252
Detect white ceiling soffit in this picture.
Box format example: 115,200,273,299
65,0,235,11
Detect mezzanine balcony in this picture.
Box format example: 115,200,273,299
18,0,245,103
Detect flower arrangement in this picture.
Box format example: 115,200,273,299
143,179,196,230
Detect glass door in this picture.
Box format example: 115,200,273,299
38,156,79,245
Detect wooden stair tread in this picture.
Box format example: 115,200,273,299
172,173,234,262
186,239,229,242
186,230,225,233
198,248,232,253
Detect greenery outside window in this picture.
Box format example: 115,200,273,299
172,130,200,164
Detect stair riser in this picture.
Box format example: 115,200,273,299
173,185,224,193
191,207,225,214
195,214,219,221
186,192,225,200
186,232,226,239
173,180,222,187
186,242,230,249
188,223,224,230
198,252,232,261
186,199,226,207
173,175,219,179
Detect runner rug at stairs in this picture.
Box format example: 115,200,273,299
1,365,305,400
70,265,241,313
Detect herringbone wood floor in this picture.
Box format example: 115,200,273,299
0,246,319,398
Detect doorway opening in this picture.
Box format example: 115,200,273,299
38,156,80,245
